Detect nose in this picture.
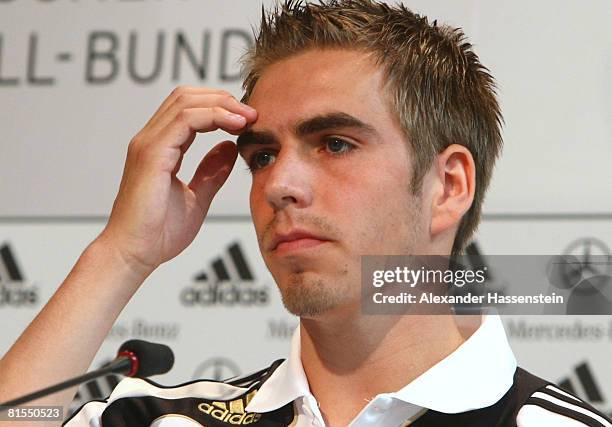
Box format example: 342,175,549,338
263,148,314,212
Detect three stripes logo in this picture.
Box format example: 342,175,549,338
0,242,38,307
180,242,270,307
559,362,606,407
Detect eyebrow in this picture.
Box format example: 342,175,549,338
236,112,377,154
295,112,377,136
236,129,276,153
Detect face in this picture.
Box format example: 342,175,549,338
238,49,427,318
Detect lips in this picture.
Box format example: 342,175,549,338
269,230,330,252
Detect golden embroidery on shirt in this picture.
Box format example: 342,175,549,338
197,400,262,425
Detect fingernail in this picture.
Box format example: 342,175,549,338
228,113,247,124
242,103,257,113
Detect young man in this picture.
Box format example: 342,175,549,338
1,1,610,426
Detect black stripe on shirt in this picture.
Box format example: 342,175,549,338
538,386,610,421
526,397,607,427
226,359,284,388
226,366,270,387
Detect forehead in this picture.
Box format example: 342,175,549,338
247,49,397,133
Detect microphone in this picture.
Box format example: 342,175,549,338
116,339,175,378
0,339,174,410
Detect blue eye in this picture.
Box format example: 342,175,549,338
248,151,276,172
326,137,354,154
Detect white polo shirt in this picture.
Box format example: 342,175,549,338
66,315,612,426
245,315,611,427
245,314,516,426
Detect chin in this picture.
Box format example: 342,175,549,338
276,270,356,318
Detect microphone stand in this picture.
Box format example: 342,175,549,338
0,357,131,410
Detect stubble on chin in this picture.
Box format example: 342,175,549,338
279,270,349,317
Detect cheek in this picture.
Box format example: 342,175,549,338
249,181,266,230
359,170,416,245
248,185,257,214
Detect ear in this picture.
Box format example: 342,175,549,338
429,144,476,237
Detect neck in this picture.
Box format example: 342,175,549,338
299,309,479,426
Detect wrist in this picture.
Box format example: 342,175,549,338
85,234,155,286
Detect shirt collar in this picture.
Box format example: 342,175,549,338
389,313,517,413
245,325,310,412
245,314,517,414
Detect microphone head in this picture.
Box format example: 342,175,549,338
118,340,174,378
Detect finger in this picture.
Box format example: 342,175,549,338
155,107,249,152
143,86,234,129
150,93,257,135
188,141,238,212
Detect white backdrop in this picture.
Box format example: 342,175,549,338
1,0,611,419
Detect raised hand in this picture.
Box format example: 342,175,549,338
100,86,257,276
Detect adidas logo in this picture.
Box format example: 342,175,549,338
180,242,270,307
0,242,38,307
559,361,605,404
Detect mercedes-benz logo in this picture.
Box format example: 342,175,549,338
549,238,612,289
564,237,611,276
192,357,241,381
546,237,612,314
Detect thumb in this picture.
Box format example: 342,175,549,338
188,141,238,212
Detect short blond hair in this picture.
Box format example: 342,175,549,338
241,0,503,256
